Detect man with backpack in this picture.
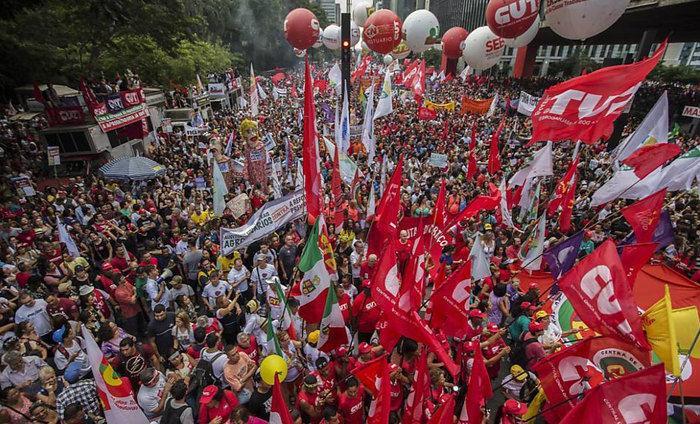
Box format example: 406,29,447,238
162,379,195,424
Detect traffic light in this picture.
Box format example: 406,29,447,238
341,12,351,95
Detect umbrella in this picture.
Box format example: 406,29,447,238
98,156,166,181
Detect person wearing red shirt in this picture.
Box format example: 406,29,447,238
236,332,260,365
97,263,118,298
351,283,380,343
336,286,352,323
198,385,239,424
482,323,508,379
359,254,378,281
388,363,404,416
332,347,351,392
348,342,374,371
45,294,79,321
110,244,136,272
338,377,364,424
319,405,343,424
311,357,338,406
296,375,324,424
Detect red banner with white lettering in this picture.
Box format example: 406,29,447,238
559,239,651,350
530,40,666,145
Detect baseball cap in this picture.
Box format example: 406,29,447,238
101,262,113,272
504,399,528,416
388,363,400,373
361,279,371,288
528,283,539,290
307,330,320,344
52,325,66,344
358,342,372,354
486,323,499,333
510,364,527,382
520,302,532,309
462,340,479,352
334,346,349,358
529,321,545,333
484,223,492,230
63,361,83,384
199,385,219,404
534,310,549,320
468,309,486,319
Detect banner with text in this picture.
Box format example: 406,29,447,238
517,91,539,116
220,190,306,253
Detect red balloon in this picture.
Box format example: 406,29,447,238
441,27,469,59
363,9,402,55
284,8,321,50
485,0,539,39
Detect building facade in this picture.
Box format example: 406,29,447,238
429,0,487,31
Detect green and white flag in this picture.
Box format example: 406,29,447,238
266,317,283,357
519,213,547,271
318,283,350,353
294,215,334,323
373,66,394,120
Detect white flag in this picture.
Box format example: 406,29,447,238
459,65,471,82
339,83,350,154
212,160,229,217
295,158,304,190
509,142,553,186
366,182,376,219
373,67,394,120
250,63,259,116
499,178,514,229
470,233,492,282
56,218,80,258
516,91,539,116
81,325,149,424
615,91,668,161
257,83,268,101
329,63,342,92
362,83,376,162
520,213,547,271
486,93,499,117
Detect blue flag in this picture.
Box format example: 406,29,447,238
543,230,584,292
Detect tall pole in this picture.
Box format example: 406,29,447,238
341,12,352,99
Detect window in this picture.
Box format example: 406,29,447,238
107,130,129,148
44,131,91,153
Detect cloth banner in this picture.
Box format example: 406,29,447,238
460,96,494,115
425,100,456,112
226,193,251,219
245,146,268,187
516,91,539,116
428,153,448,168
220,190,306,253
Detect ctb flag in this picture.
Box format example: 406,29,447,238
621,189,666,243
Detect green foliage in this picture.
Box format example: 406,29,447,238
421,49,442,69
547,48,603,77
649,63,700,84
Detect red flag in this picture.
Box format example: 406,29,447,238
621,143,682,179
429,262,472,337
548,157,580,214
350,354,388,397
466,348,492,424
507,184,523,209
466,148,477,181
431,179,447,227
418,106,437,121
559,169,578,233
410,60,426,97
271,72,286,85
313,79,329,92
303,57,323,223
367,157,404,258
331,142,344,231
531,40,667,144
561,364,667,424
352,55,372,83
445,183,500,228
271,374,294,424
469,121,478,149
402,349,430,424
531,335,651,421
427,393,455,424
559,239,650,350
402,59,420,89
621,189,667,243
290,84,299,98
367,358,391,424
487,118,505,174
620,242,658,286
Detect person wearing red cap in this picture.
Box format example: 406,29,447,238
350,281,380,343
482,322,508,379
198,384,239,424
348,342,374,371
523,321,547,369
495,398,528,424
388,362,404,419
96,262,118,298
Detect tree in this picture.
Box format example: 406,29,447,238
649,63,700,84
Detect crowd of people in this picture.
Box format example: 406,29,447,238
0,55,697,424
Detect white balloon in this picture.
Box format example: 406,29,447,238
503,15,540,48
402,9,440,54
350,21,361,46
383,54,393,65
462,26,505,70
322,25,341,50
312,28,324,48
546,0,630,41
352,1,374,27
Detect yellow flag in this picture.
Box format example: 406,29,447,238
672,306,700,358
642,285,680,375
523,388,547,421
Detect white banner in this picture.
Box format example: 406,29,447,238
220,190,306,253
517,91,539,116
47,146,60,166
226,193,250,219
428,153,448,168
682,105,700,118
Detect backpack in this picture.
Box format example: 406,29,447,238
509,336,539,369
160,399,190,424
519,375,539,403
186,352,224,417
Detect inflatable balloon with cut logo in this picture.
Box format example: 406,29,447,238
503,15,540,48
260,354,289,385
441,27,469,59
486,0,540,39
545,0,630,40
284,8,321,50
353,1,375,27
462,26,505,70
363,9,402,55
322,24,341,50
402,9,440,54
390,39,410,60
